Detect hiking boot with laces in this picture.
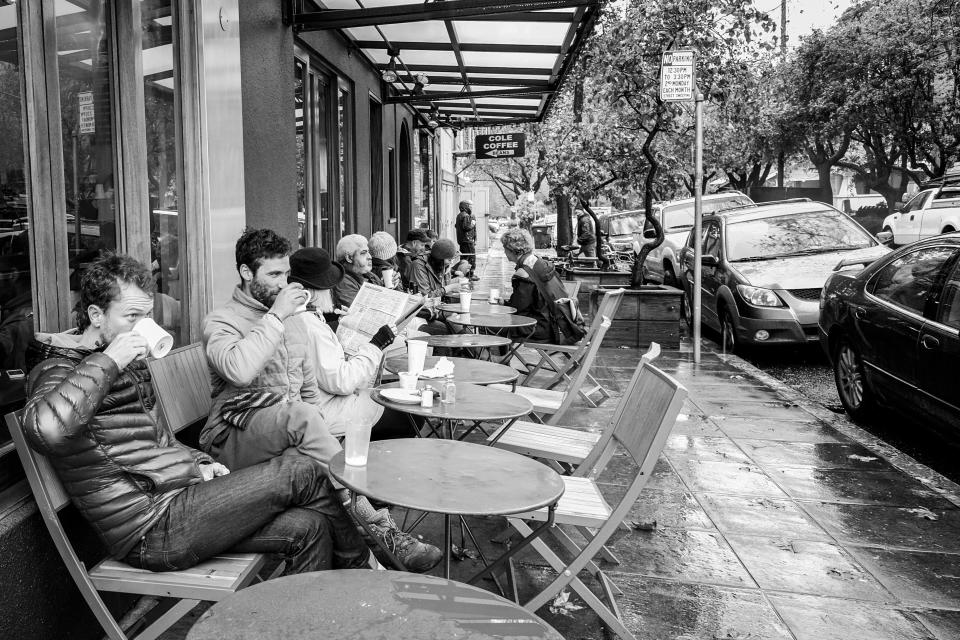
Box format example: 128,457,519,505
368,522,442,573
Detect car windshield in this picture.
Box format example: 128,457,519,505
607,214,644,236
662,195,753,232
726,209,876,262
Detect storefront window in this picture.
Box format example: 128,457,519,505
0,1,33,459
418,131,432,228
295,59,307,246
337,85,351,236
141,0,185,346
55,0,120,317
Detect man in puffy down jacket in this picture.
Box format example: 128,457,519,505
23,253,368,573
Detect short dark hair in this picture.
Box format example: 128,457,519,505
77,252,155,331
425,229,439,240
235,228,291,276
405,229,429,243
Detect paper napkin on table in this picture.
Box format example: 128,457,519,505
420,356,456,378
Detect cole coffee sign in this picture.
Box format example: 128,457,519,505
475,133,526,159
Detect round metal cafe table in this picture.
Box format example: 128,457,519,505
330,439,564,583
383,355,519,386
438,301,517,315
407,333,511,360
187,570,564,640
445,313,537,366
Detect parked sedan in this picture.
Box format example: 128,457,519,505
679,200,889,351
819,233,960,431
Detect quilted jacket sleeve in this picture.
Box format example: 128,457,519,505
23,353,119,457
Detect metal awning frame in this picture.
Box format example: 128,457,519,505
291,0,600,128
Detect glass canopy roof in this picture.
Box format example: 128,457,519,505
294,0,599,127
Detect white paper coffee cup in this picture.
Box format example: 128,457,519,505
459,291,472,312
488,288,500,304
132,317,174,359
382,269,395,288
407,339,428,374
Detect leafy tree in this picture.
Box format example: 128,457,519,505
542,0,775,281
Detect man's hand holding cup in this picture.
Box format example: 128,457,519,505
270,283,308,320
103,332,150,370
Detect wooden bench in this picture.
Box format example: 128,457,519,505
6,344,267,640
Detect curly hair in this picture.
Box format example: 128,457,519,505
77,252,155,331
235,227,291,276
500,227,534,256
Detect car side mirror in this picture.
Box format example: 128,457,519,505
701,255,719,267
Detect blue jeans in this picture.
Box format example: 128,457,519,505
124,452,368,573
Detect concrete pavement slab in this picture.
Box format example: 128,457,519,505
800,502,960,552
696,494,832,541
664,434,753,464
738,439,900,471
724,535,892,601
845,546,960,608
916,610,960,640
600,480,716,531
671,459,791,498
714,416,854,442
772,467,955,507
767,593,935,640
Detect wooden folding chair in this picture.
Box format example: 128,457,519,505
488,342,660,474
562,280,582,300
147,343,213,434
490,314,613,424
520,288,625,408
504,363,687,640
6,408,267,640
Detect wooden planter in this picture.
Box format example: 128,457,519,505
589,285,682,349
563,268,632,311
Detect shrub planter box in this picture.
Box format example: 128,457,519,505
563,268,632,310
589,284,682,349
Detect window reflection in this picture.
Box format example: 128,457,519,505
56,0,120,318
142,0,184,345
0,1,34,373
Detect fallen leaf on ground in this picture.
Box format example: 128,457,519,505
629,519,657,531
847,454,878,462
548,591,584,616
906,507,939,521
450,544,479,561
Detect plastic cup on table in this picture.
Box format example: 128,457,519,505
459,291,472,312
344,422,373,466
398,371,418,391
488,288,500,304
407,339,428,374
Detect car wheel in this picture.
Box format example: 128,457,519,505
833,338,876,420
719,306,738,353
663,264,678,288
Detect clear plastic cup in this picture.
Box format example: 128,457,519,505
398,371,418,391
459,291,472,312
344,422,373,466
407,339,428,374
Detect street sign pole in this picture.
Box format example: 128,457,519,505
693,92,704,365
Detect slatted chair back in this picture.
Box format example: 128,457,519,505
148,343,212,434
7,408,266,640
520,363,687,627
562,280,582,300
545,315,612,425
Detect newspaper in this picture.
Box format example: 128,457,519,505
336,283,424,355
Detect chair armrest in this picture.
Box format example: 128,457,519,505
531,343,580,355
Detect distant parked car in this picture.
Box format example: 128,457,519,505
639,191,754,287
598,209,645,253
678,199,889,351
819,233,960,430
881,172,960,245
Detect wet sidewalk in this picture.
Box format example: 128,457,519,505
463,244,960,639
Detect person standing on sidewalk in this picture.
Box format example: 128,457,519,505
455,199,478,279
576,209,597,258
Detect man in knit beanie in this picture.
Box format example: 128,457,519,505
368,231,400,289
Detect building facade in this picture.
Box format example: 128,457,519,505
0,2,457,636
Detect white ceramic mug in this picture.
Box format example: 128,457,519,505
132,318,174,359
407,339,428,374
459,291,472,312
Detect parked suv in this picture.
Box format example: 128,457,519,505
679,199,889,351
638,191,754,287
819,233,960,430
